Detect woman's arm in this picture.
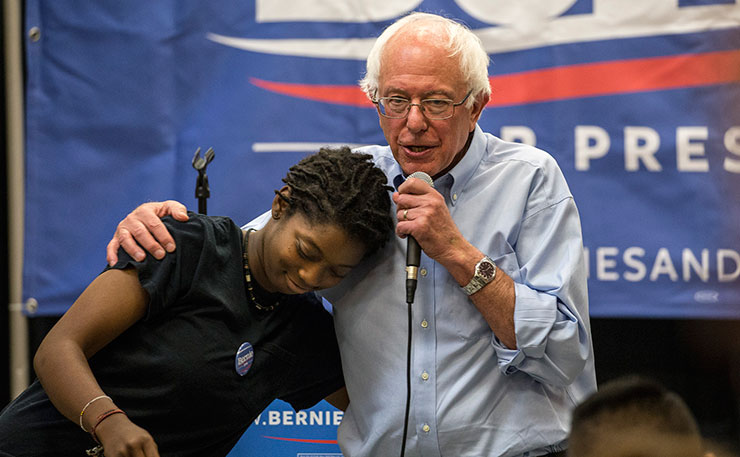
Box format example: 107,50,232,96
34,268,160,456
324,387,349,411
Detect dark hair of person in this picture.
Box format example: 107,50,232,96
277,146,394,257
568,375,704,457
571,376,700,435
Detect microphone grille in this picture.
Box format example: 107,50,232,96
407,171,434,188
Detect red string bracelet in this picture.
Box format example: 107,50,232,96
90,408,126,444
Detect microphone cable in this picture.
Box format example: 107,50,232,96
400,294,413,457
399,172,433,457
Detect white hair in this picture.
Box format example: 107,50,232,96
359,12,491,109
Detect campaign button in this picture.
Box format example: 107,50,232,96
235,342,254,376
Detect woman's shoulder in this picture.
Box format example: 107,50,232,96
161,211,237,228
161,212,241,244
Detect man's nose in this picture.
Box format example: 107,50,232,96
405,104,428,132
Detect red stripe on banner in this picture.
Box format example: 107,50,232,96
249,49,740,107
262,435,339,444
251,77,372,107
492,49,740,106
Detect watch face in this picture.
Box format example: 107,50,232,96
478,260,495,279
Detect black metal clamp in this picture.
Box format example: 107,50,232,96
192,147,215,214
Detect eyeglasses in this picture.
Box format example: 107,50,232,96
372,90,473,120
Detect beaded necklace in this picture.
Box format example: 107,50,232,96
242,228,280,311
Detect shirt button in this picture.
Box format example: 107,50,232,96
421,320,428,328
452,193,458,201
421,371,429,381
420,268,427,276
422,424,431,433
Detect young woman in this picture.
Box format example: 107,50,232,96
0,147,393,457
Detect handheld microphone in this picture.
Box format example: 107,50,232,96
404,171,434,304
399,170,434,457
399,171,433,457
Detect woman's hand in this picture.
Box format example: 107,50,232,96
106,200,189,266
94,413,160,457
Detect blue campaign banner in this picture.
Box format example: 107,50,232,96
230,400,344,456
21,1,740,455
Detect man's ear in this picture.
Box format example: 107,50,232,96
271,185,291,219
468,92,490,131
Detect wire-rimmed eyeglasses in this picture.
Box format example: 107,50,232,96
372,90,473,120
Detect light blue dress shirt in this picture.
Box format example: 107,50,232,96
247,125,596,457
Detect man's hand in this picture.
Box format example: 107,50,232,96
393,177,468,264
106,200,189,266
394,177,517,348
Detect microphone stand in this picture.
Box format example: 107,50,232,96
192,147,215,214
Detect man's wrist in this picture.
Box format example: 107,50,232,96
462,255,497,296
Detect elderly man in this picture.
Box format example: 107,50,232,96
108,12,596,457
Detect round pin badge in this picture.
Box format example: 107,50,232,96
235,342,254,376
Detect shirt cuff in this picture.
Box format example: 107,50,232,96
491,282,558,373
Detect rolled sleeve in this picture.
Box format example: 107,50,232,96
493,283,589,386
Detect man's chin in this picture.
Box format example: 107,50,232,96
396,157,437,177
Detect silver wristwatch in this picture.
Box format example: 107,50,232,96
462,256,497,296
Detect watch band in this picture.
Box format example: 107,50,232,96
462,256,497,296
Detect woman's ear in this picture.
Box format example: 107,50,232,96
271,185,291,219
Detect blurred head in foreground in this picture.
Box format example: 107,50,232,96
568,376,719,457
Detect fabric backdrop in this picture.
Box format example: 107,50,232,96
22,1,740,455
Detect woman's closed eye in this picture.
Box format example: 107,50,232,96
295,241,313,260
329,268,347,280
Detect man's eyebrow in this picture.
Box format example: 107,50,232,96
380,87,408,97
382,87,453,98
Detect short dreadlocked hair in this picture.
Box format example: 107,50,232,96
277,146,394,257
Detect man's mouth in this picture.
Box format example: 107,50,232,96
406,145,432,153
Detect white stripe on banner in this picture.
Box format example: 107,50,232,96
210,2,740,58
252,142,369,153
